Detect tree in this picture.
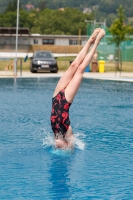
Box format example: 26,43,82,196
38,0,47,11
99,0,116,14
106,13,116,27
108,5,132,70
5,0,22,13
1,12,17,27
34,8,94,35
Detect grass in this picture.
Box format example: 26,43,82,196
0,59,30,71
105,61,133,72
0,57,133,72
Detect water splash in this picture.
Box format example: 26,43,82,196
40,128,85,151
74,132,86,150
41,128,55,148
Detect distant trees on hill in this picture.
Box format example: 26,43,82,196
0,0,133,35
0,5,94,35
1,0,133,17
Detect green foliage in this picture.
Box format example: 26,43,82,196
0,12,17,27
38,1,47,11
39,8,93,35
108,5,133,70
108,5,132,47
99,0,116,14
1,0,133,27
5,0,22,12
1,6,94,35
1,0,133,34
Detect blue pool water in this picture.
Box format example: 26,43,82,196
0,77,133,199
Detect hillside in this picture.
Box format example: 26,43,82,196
0,0,133,15
0,0,133,27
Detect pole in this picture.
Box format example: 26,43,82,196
78,29,81,53
20,58,22,76
14,0,19,77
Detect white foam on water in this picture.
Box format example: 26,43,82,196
41,128,55,148
74,132,86,150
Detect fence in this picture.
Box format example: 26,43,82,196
87,22,133,62
96,35,133,62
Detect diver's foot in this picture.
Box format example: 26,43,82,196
96,28,106,43
89,28,101,44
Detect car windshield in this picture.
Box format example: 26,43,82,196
34,52,53,59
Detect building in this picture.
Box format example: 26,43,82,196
83,7,92,14
0,27,88,55
0,27,30,53
2,27,133,62
25,4,35,11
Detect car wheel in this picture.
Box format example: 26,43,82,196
51,68,58,73
30,68,37,73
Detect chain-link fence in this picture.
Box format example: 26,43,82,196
87,22,133,62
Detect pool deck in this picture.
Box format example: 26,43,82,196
0,70,133,82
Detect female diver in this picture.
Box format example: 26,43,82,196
50,28,106,149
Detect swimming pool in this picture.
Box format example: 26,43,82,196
0,77,133,199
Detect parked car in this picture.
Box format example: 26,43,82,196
30,51,58,73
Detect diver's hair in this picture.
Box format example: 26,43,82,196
54,133,68,143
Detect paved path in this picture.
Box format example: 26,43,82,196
0,70,133,82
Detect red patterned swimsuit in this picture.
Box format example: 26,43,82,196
50,89,71,138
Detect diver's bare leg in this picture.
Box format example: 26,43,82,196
65,29,106,103
53,28,101,97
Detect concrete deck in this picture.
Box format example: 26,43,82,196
0,70,133,82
